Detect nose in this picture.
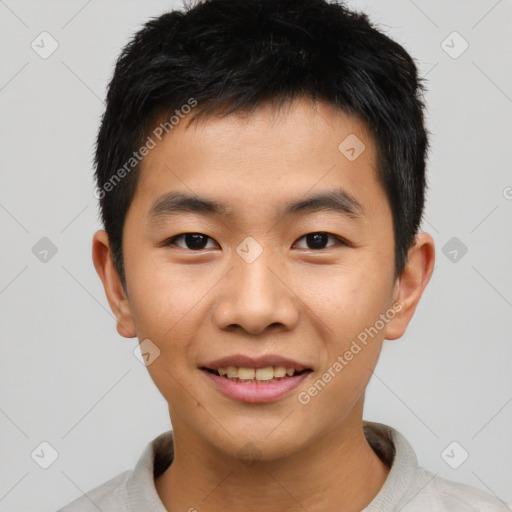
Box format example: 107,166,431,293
212,248,300,336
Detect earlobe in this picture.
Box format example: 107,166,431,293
91,230,137,338
384,232,435,341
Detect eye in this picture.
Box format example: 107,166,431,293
293,232,349,250
165,233,218,250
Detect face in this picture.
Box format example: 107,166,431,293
109,98,407,460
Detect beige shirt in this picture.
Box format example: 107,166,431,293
57,421,510,511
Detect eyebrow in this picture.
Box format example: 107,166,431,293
147,188,364,224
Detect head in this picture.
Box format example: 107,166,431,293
93,0,435,461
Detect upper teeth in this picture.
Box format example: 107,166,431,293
218,366,297,381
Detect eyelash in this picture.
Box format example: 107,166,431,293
164,232,352,251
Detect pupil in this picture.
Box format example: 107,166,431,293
307,232,328,249
186,233,208,249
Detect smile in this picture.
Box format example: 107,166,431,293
205,365,311,383
200,365,313,403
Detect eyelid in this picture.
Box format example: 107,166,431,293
165,233,219,250
293,232,353,249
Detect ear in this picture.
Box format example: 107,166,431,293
384,232,435,340
92,229,137,338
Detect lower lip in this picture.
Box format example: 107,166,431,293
201,370,311,403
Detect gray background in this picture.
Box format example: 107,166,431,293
1,1,511,511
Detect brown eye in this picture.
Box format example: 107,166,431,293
166,233,217,250
294,232,348,250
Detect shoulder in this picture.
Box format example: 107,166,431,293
362,422,510,512
416,469,512,512
55,430,174,512
56,470,131,511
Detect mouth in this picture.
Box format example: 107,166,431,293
201,365,313,383
199,357,313,403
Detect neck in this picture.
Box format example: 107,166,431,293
155,408,390,512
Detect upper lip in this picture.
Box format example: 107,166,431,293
201,354,311,372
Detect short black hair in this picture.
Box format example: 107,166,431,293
95,0,429,291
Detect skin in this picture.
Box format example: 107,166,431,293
92,97,435,512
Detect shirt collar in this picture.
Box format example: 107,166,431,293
125,421,418,511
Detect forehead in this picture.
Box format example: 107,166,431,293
131,97,387,224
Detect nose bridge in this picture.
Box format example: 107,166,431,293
212,238,299,335
236,244,278,300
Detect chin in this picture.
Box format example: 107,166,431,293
205,423,309,463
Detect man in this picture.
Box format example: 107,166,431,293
58,0,508,510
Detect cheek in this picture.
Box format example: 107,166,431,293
297,264,391,408
296,280,386,431
295,260,392,343
125,265,210,399
126,253,209,340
